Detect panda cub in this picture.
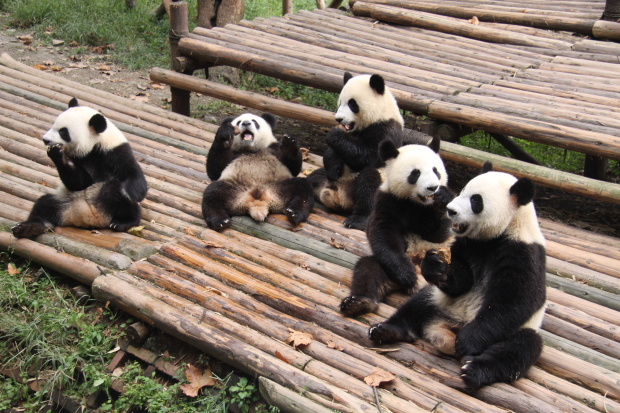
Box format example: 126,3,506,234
202,113,314,231
369,162,546,389
307,72,403,230
340,137,454,317
12,98,147,239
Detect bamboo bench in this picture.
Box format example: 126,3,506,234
1,53,620,413
165,5,620,181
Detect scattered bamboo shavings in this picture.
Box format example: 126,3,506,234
369,347,401,354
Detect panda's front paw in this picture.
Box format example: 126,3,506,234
206,215,232,232
368,322,412,344
343,214,367,231
421,249,448,285
280,134,299,149
47,144,67,163
214,120,236,149
433,186,455,208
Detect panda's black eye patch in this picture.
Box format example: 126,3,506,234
408,169,421,185
433,167,441,179
348,98,359,114
252,119,259,129
236,120,241,126
470,194,484,214
58,127,71,143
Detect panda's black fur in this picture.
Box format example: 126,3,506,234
307,72,403,230
369,163,546,389
340,138,454,317
202,113,314,231
12,98,147,239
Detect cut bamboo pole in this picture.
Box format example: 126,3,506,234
546,302,620,343
542,314,620,359
546,288,620,327
547,273,620,312
258,377,335,413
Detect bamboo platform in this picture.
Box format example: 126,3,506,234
172,5,620,181
1,52,620,412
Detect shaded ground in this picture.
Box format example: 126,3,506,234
1,22,618,237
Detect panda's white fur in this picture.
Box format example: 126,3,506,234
447,171,545,245
43,106,127,158
335,74,403,132
380,144,448,204
229,113,278,153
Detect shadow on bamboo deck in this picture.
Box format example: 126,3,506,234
1,52,620,413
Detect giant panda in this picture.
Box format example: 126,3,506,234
306,72,403,230
368,162,546,389
340,137,454,317
12,98,147,239
202,113,314,231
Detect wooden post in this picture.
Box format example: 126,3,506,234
283,0,292,15
601,0,620,21
584,156,608,181
491,133,542,165
169,1,191,117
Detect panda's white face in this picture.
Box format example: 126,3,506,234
43,106,126,158
335,74,403,132
447,171,544,244
380,144,447,205
231,113,278,152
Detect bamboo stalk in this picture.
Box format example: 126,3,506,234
542,314,620,359
546,302,620,342
547,256,620,295
258,377,335,413
546,288,620,327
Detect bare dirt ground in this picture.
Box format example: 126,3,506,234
1,19,619,237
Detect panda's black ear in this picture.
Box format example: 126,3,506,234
68,98,79,108
343,72,353,85
428,136,441,153
510,177,535,206
261,113,277,129
89,113,107,134
369,74,385,95
481,161,493,174
379,139,399,162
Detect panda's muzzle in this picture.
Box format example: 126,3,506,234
451,222,468,235
240,129,255,142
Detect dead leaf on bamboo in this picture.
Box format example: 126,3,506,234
330,238,345,250
326,340,344,351
179,364,218,397
204,241,224,249
286,329,312,349
364,367,396,387
275,350,290,364
183,227,195,236
127,225,145,236
469,16,479,25
300,147,310,161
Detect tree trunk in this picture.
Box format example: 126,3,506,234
197,0,245,29
601,0,620,21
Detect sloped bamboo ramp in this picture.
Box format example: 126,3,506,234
1,54,620,413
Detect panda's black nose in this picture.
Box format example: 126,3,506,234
447,208,457,217
43,138,50,146
427,186,438,192
335,117,344,124
242,120,252,127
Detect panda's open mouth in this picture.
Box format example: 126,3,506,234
343,122,355,132
451,222,468,235
418,194,434,203
240,130,255,142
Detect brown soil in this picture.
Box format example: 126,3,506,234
2,23,618,237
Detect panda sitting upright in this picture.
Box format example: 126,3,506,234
340,137,454,317
12,98,147,239
369,162,546,389
307,72,403,230
202,113,314,231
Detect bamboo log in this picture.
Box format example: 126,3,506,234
545,301,620,342
516,70,620,93
546,288,620,327
351,2,573,48
495,76,620,104
547,256,620,295
0,141,55,174
510,377,601,413
258,377,335,413
543,228,620,261
393,0,602,16
546,239,620,279
592,20,620,41
0,158,61,188
150,68,336,127
572,39,620,55
92,275,381,413
0,174,53,200
177,36,433,114
542,314,620,359
546,273,620,312
0,231,103,286
540,62,620,79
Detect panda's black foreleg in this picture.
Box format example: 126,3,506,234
341,255,393,317
202,180,236,231
277,177,315,226
12,194,65,238
97,181,142,232
368,287,437,344
277,134,303,177
344,167,382,230
460,328,543,389
306,167,328,200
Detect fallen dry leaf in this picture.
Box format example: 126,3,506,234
130,95,149,103
329,238,344,250
469,16,479,25
7,263,20,275
33,64,48,71
17,35,33,41
183,227,195,236
275,350,290,364
300,147,310,161
265,86,279,93
112,367,124,377
363,367,396,387
286,329,312,348
179,364,217,397
326,340,344,351
127,225,145,236
204,241,223,248
91,230,102,235
150,83,165,90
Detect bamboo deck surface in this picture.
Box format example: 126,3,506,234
1,52,620,412
177,6,620,163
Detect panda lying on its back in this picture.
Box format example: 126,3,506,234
12,98,147,239
369,163,547,389
341,138,454,317
307,72,403,230
202,113,314,231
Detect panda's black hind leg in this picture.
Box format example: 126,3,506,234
97,181,143,232
202,180,235,231
341,256,390,317
344,167,382,231
460,328,543,389
278,178,314,226
12,194,63,239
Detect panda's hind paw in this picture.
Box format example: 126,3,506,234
284,207,309,226
11,222,49,239
368,322,411,344
340,295,378,317
206,215,232,232
460,355,500,390
343,214,368,231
